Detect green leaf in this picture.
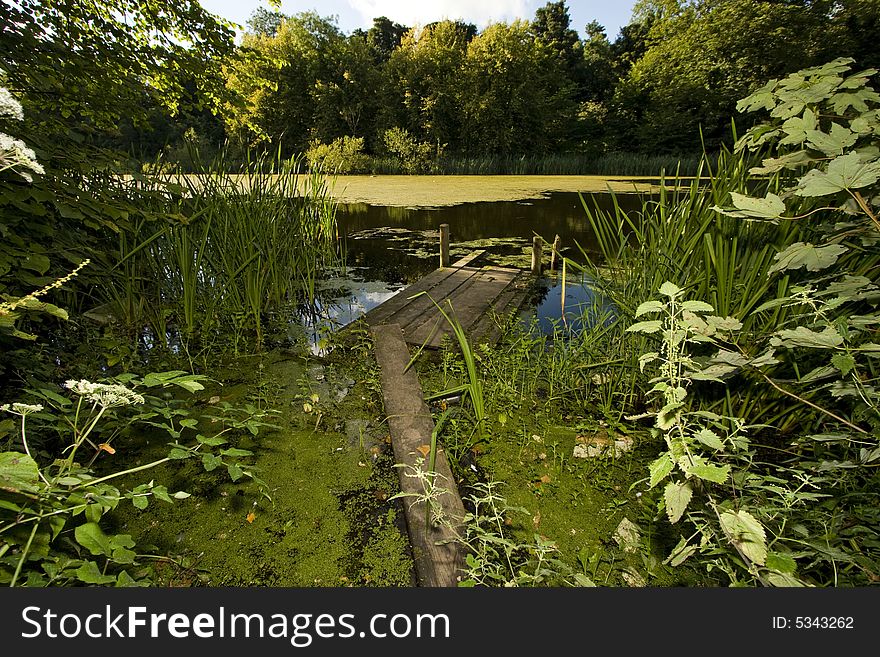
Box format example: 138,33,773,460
720,510,767,566
795,152,880,196
723,192,787,219
680,300,714,313
665,537,698,567
132,495,148,510
0,452,42,495
805,123,857,156
649,453,674,488
201,453,223,471
227,464,244,481
626,320,662,334
220,448,253,458
75,561,116,585
197,434,227,447
634,300,663,317
167,447,191,460
655,401,683,430
152,485,173,504
689,463,730,484
771,325,844,349
172,491,191,500
750,150,814,175
74,522,112,556
111,547,137,565
664,481,693,524
695,428,724,451
769,242,848,273
831,353,856,377
767,572,806,587
766,552,797,575
658,281,681,298
22,253,50,275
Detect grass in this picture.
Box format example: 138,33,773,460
104,147,341,355
366,152,703,176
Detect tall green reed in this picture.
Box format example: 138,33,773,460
104,145,341,354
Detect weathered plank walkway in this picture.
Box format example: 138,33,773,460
367,234,543,586
372,325,467,586
363,250,531,349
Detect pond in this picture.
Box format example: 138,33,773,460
302,181,650,350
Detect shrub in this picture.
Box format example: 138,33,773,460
382,127,438,174
305,135,370,174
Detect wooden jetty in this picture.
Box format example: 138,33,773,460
369,226,551,586
363,248,532,350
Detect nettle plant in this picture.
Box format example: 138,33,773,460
626,283,807,585
718,57,880,434
630,58,880,586
1,371,277,586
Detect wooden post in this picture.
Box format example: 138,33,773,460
439,224,450,269
550,234,562,271
531,235,543,275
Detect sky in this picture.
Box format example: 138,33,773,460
198,0,638,41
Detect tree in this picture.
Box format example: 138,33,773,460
532,1,581,72
462,20,577,154
366,16,409,63
384,21,473,152
611,0,875,152
247,7,289,36
222,12,350,152
0,0,236,144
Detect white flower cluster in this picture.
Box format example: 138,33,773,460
0,85,44,182
0,87,24,121
0,402,44,416
63,380,145,408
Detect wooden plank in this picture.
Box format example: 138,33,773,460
468,272,531,345
384,267,481,334
362,265,471,327
399,267,502,342
362,251,486,328
449,250,486,268
408,268,517,348
371,325,467,587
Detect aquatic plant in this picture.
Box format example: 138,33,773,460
104,144,341,354
0,370,276,586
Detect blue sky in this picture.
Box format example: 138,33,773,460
199,0,638,40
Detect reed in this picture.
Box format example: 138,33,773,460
104,144,341,353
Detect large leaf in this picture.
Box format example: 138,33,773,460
722,192,787,220
664,481,693,523
634,300,663,317
75,561,117,585
720,510,767,566
626,320,662,334
771,326,844,349
795,152,880,196
768,242,847,274
689,463,730,484
0,452,42,495
649,453,674,488
74,522,112,556
805,123,857,156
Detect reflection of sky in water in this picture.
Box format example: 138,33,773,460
534,272,615,337
301,268,408,354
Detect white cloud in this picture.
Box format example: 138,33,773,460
347,0,532,29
